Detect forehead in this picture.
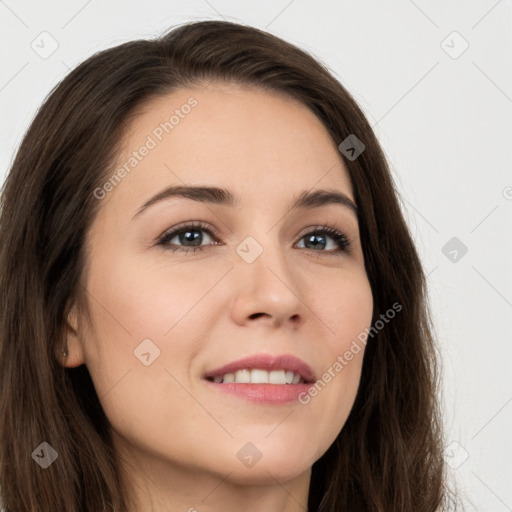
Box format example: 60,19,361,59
104,82,354,213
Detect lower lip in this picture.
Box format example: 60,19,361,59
204,380,314,404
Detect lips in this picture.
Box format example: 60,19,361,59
203,353,317,383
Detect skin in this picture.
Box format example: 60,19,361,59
63,82,374,512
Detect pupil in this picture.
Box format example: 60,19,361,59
181,229,201,246
307,234,325,250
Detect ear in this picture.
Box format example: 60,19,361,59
58,302,86,368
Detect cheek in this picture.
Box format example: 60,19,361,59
330,271,373,393
79,257,214,450
301,271,372,451
85,252,214,343
319,268,374,351
79,254,210,398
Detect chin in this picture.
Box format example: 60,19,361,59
224,458,312,486
212,443,315,485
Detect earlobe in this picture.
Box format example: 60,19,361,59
59,303,86,368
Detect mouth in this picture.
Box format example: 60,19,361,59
205,369,308,385
202,353,316,385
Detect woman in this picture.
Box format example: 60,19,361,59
0,20,457,511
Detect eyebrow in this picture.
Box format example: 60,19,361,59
131,185,358,220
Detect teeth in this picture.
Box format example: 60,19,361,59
269,370,286,384
235,369,251,383
210,368,305,385
251,369,268,384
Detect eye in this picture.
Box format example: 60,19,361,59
296,225,351,255
156,221,219,253
156,222,351,255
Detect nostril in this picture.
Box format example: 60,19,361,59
249,312,267,319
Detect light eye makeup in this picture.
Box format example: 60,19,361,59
155,220,352,257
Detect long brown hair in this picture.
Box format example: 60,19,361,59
0,20,457,511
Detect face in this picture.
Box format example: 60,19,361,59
65,82,373,490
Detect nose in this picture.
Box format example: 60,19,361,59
229,239,305,329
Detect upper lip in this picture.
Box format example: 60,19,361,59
203,353,316,383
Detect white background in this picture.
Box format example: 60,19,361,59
1,1,511,510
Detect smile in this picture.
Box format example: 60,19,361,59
206,368,305,385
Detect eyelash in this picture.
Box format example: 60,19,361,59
156,221,351,257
